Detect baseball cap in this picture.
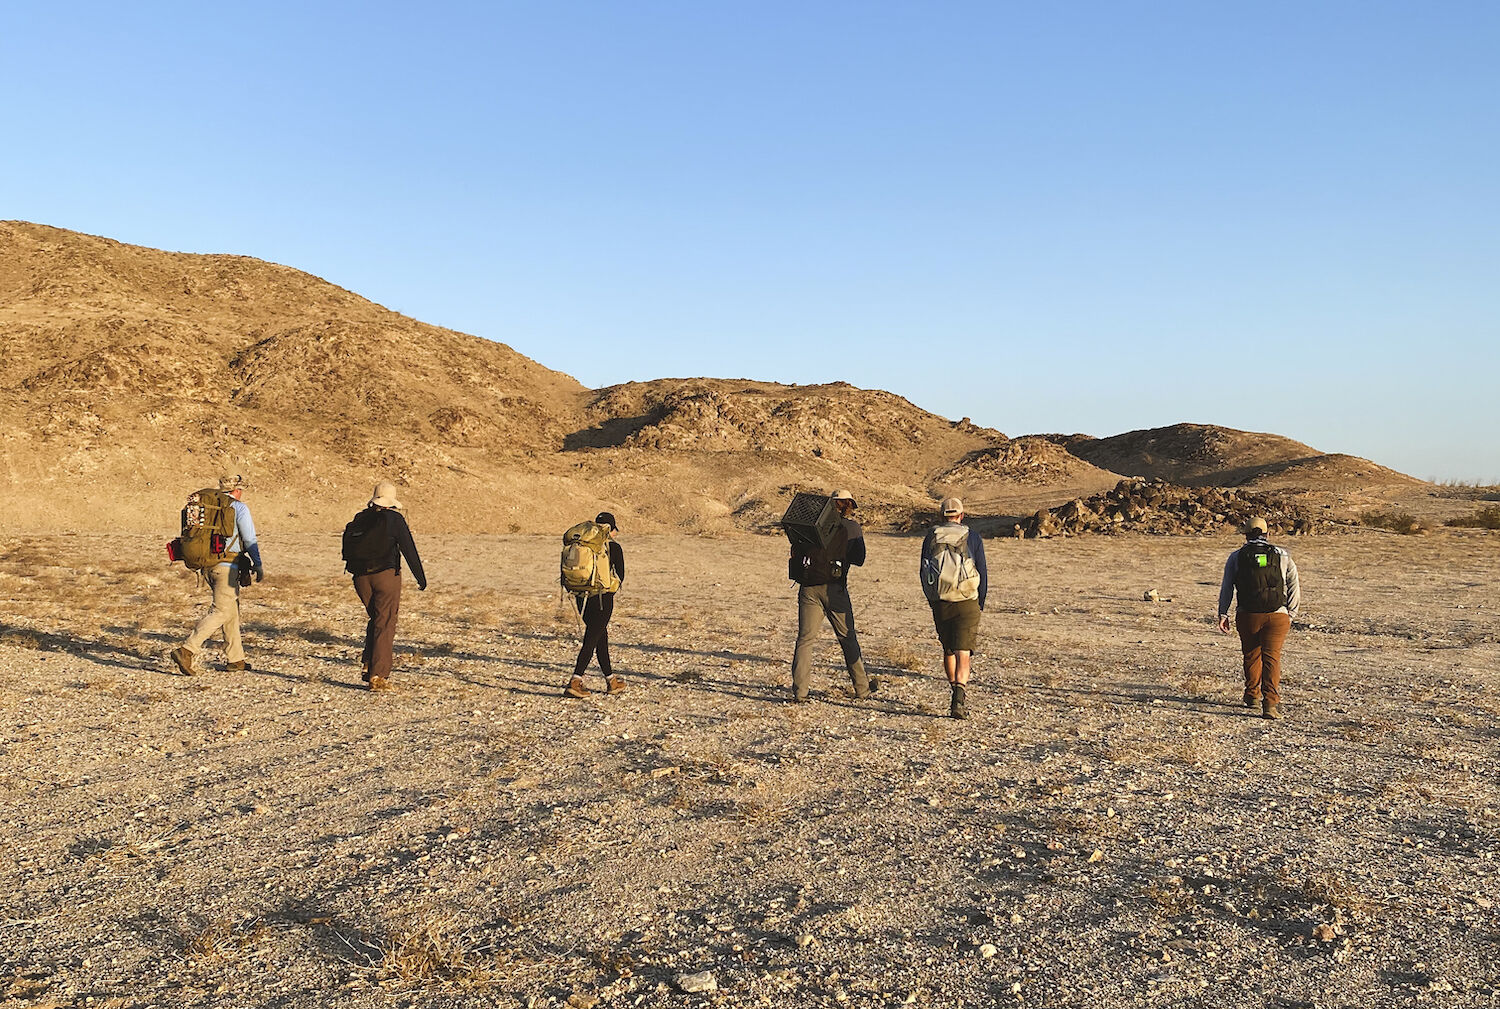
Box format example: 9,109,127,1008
1244,516,1269,535
940,496,964,516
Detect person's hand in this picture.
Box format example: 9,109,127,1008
254,567,265,583
1216,614,1231,634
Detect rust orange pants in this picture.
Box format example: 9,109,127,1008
1236,610,1291,703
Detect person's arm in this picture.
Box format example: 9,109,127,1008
236,501,264,578
969,528,988,610
844,520,866,567
395,515,427,590
1283,552,1300,617
1216,552,1237,632
611,541,625,587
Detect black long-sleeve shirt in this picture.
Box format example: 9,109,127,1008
607,541,625,588
348,507,427,589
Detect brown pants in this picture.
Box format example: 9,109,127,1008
354,568,402,681
1236,610,1291,704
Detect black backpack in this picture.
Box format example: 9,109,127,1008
342,508,395,573
1235,541,1288,613
789,525,849,586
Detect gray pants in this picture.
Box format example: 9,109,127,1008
791,582,869,697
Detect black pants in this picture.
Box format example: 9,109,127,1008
573,592,615,678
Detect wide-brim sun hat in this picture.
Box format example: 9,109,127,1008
370,480,403,510
830,489,857,508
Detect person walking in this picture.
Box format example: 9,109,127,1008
341,481,427,692
1217,516,1300,719
563,512,626,698
919,497,987,719
171,474,263,675
789,490,872,702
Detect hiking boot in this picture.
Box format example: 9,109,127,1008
866,676,880,694
605,675,626,695
1263,700,1282,720
170,647,197,676
792,693,811,704
563,676,590,699
1242,692,1258,708
225,660,250,672
950,684,970,720
368,675,390,692
360,657,371,683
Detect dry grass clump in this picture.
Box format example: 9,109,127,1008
872,641,927,673
1142,880,1200,917
1294,870,1366,911
1445,505,1500,530
1360,510,1428,535
186,917,269,963
377,919,496,990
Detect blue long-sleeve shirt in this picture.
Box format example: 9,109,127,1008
920,522,988,609
224,499,263,571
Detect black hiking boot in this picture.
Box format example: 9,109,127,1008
1243,691,1258,708
950,684,969,720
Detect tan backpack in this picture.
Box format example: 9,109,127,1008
560,521,619,596
178,488,240,570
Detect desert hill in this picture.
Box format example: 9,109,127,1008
0,223,1423,534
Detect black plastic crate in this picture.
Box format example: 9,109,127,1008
781,492,838,552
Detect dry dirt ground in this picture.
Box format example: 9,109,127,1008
1,530,1497,1008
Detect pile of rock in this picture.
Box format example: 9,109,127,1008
1015,478,1324,538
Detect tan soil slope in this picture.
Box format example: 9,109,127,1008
0,224,1426,535
0,222,594,531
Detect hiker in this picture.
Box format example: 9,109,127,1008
1217,516,1300,719
919,497,987,719
171,474,264,676
561,512,626,697
341,481,427,692
789,489,873,702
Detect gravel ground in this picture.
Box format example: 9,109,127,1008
1,529,1497,1008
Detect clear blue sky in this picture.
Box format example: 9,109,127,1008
4,2,1496,480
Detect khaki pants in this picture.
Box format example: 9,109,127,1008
354,568,402,680
184,564,243,662
1236,610,1291,703
791,582,869,697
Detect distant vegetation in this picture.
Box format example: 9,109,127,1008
1445,505,1500,530
1360,510,1429,535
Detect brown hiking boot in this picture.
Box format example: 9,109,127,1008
563,676,590,698
605,675,626,695
368,675,390,692
1263,701,1282,720
170,647,197,676
225,660,250,672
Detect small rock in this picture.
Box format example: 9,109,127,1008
675,970,717,993
1088,849,1104,863
796,932,816,948
1143,589,1160,602
978,943,998,958
1312,924,1338,942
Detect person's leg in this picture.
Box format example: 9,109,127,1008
185,566,234,656
595,593,615,679
368,569,402,683
574,596,605,677
1261,613,1291,710
790,585,823,699
220,570,244,664
942,652,958,683
823,584,870,696
354,575,377,677
1236,610,1264,704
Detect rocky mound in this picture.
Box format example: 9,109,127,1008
939,436,1117,486
1016,478,1331,538
1050,424,1319,486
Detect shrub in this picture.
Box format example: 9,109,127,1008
1360,510,1427,535
1445,504,1500,530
